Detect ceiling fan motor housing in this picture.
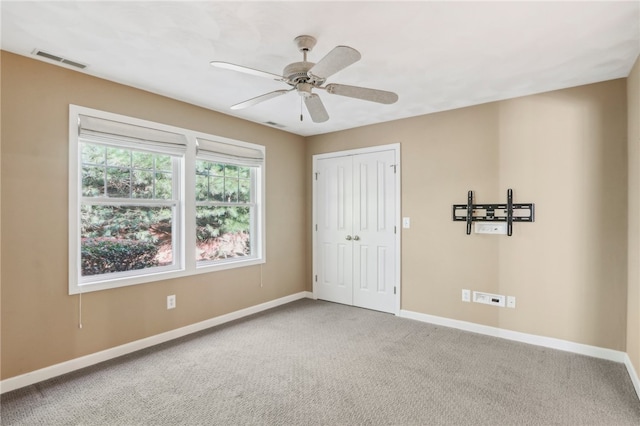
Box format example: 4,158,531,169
283,61,325,87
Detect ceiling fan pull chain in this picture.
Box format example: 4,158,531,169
300,97,304,121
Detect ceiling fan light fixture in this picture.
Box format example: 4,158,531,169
297,83,314,97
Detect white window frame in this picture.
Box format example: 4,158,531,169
69,105,265,295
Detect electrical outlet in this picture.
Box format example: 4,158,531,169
462,289,471,302
507,296,516,309
167,294,176,310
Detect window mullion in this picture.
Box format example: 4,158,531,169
128,150,133,198
172,155,184,273
183,137,197,274
102,149,107,197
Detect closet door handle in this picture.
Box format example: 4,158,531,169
345,235,352,241
353,235,360,241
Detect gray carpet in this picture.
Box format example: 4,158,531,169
1,299,639,425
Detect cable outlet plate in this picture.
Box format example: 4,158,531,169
462,289,471,302
473,291,505,307
474,222,507,234
167,295,176,310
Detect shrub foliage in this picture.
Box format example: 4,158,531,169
81,237,159,276
80,146,253,275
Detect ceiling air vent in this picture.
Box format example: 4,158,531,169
32,49,87,69
264,121,286,128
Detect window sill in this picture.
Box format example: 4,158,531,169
70,257,265,295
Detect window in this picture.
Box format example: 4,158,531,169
80,144,181,279
69,105,265,294
195,161,254,262
195,138,263,267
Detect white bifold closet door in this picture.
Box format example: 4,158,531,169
315,149,396,314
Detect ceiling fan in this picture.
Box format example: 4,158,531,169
210,35,399,123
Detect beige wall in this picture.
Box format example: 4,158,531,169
1,49,635,382
0,52,308,379
308,79,629,350
628,55,640,375
306,104,502,327
497,83,628,347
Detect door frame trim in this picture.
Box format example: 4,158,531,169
312,143,401,315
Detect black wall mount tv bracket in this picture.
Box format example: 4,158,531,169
452,189,535,236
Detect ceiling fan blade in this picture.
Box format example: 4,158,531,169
304,94,329,123
210,61,285,82
308,46,361,80
231,89,292,110
324,83,398,104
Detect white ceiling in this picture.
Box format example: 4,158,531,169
2,1,639,137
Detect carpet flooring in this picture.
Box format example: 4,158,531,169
1,299,639,425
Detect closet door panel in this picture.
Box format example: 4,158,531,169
352,150,396,313
316,156,354,305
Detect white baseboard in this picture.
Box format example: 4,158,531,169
400,309,639,401
624,353,640,400
399,309,627,362
0,291,313,394
4,296,637,402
